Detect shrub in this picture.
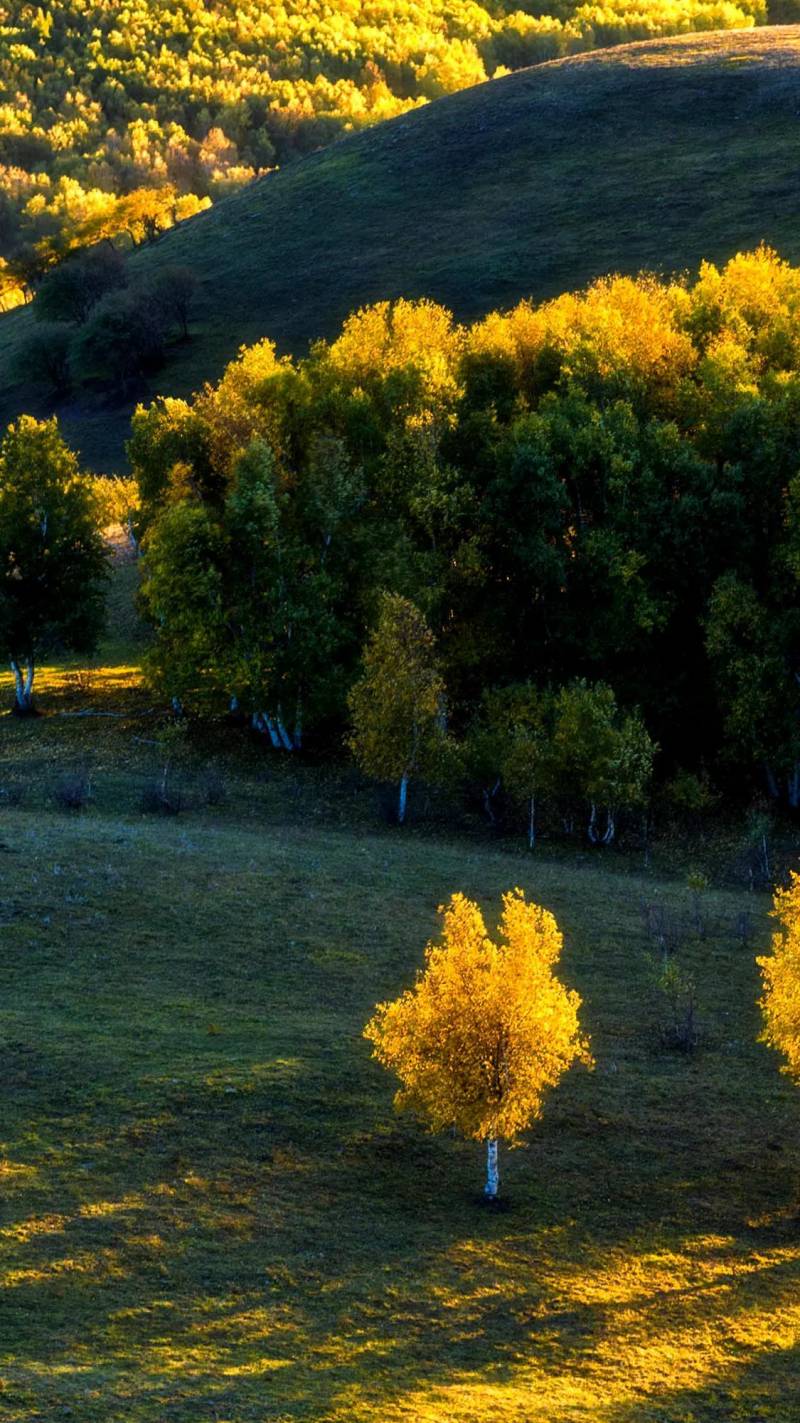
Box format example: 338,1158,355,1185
13,324,73,393
53,773,92,811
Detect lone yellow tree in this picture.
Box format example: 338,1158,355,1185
364,889,592,1198
759,871,800,1079
348,592,445,824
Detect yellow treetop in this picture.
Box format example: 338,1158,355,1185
364,889,592,1143
759,871,800,1078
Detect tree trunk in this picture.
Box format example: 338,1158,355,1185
528,795,536,850
275,712,295,752
398,773,408,825
601,809,615,845
485,1138,499,1199
764,762,779,800
10,658,35,714
587,802,598,844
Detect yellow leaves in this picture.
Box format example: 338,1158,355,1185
365,888,592,1144
327,299,464,411
759,871,800,1081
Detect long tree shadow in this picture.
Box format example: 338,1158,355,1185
2,811,795,1419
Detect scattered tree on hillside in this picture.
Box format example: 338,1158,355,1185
758,871,800,1080
364,889,592,1198
76,289,168,390
348,594,447,823
147,266,199,341
35,245,127,326
13,325,73,394
0,417,108,713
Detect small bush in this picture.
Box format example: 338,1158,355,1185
654,960,700,1054
53,773,92,812
641,901,687,964
140,781,183,816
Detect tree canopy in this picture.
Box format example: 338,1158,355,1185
131,249,800,810
0,416,108,712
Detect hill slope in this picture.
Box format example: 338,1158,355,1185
6,26,800,470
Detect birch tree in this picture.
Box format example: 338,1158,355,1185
365,889,592,1198
348,593,446,823
552,680,655,844
0,416,107,714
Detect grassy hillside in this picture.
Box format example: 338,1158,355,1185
5,26,800,469
2,554,798,1420
3,795,799,1421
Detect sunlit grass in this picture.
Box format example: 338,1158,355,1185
1,794,799,1420
1,559,799,1419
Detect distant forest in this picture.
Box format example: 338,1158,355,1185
0,0,788,306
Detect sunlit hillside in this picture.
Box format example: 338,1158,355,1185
0,0,772,304
4,26,800,469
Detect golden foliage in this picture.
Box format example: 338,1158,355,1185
364,888,592,1142
347,593,446,785
759,871,800,1079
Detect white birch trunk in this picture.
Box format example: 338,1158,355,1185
398,772,408,825
485,1138,499,1199
10,660,23,706
601,809,615,845
10,658,34,711
587,802,598,844
528,795,536,850
275,714,295,752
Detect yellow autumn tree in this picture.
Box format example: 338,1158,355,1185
347,593,446,824
364,889,592,1197
758,871,800,1078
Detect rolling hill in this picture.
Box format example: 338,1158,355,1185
6,25,800,471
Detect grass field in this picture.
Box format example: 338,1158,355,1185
2,573,800,1420
4,26,800,470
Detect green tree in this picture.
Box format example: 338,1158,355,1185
348,593,447,823
0,417,108,712
465,683,554,847
552,680,655,843
35,244,126,326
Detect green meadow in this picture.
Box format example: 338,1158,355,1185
1,619,798,1421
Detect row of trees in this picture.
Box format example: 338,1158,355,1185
129,248,800,808
0,0,776,302
347,593,655,839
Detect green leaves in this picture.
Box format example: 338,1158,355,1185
0,416,108,698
